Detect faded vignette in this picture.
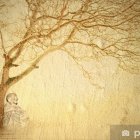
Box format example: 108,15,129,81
0,0,140,140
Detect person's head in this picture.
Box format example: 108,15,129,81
6,93,18,105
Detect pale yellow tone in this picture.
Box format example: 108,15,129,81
1,52,140,140
0,0,140,140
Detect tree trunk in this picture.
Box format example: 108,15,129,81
0,84,8,128
0,55,11,128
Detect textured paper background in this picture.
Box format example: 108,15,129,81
0,0,140,139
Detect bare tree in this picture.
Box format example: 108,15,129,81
0,0,140,127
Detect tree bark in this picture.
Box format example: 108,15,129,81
0,84,8,128
0,55,10,128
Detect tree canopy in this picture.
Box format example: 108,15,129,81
0,0,140,87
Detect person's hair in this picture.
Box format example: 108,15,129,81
6,93,17,102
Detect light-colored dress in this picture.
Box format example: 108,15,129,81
3,103,29,128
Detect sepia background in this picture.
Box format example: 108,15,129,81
0,0,140,139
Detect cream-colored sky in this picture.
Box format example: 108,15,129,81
0,0,139,122
2,51,137,121
0,0,140,139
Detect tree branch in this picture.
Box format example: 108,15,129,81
7,25,77,86
0,30,6,55
7,46,58,86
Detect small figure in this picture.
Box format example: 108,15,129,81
3,93,29,128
